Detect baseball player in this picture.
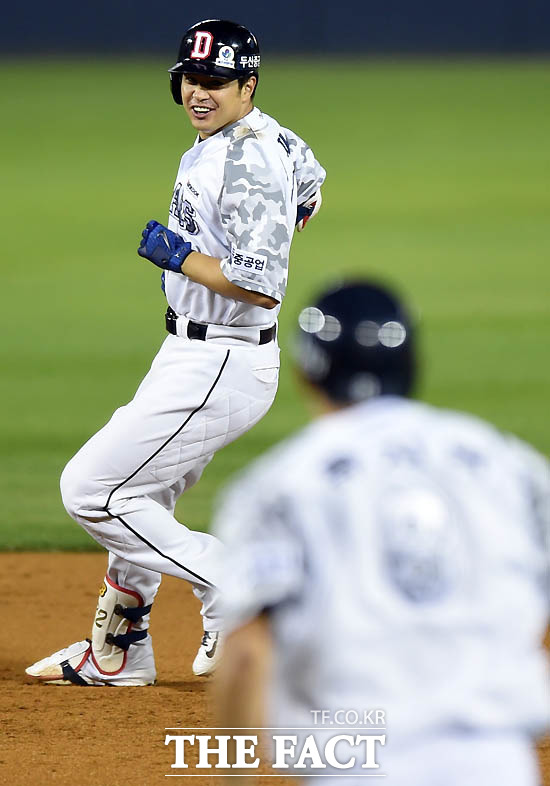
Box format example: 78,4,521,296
25,19,325,686
214,281,550,785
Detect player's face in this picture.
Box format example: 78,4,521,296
181,74,256,139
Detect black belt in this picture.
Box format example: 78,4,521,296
165,307,276,345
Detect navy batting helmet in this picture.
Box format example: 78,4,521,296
168,19,260,105
294,281,417,404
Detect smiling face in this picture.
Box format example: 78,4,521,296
181,73,257,139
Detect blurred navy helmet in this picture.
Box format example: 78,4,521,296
295,281,417,404
169,19,261,105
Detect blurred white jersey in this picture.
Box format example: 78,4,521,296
215,397,550,745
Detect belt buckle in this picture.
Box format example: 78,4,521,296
187,321,208,341
165,307,178,335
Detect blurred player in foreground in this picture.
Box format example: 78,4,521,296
214,280,550,784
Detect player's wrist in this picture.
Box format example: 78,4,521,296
179,249,197,275
167,244,192,274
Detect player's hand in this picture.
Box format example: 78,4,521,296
137,220,192,273
296,188,322,232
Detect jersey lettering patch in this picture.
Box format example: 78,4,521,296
230,247,267,274
170,183,200,235
186,180,200,198
277,133,291,157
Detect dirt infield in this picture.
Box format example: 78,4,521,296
1,553,548,785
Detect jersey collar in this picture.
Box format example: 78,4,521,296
193,107,265,147
221,106,266,138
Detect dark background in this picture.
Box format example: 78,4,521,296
4,0,550,55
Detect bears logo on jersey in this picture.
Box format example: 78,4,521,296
170,183,200,235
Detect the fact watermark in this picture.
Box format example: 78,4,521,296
310,709,386,727
165,709,387,776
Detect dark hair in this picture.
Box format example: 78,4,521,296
237,73,258,100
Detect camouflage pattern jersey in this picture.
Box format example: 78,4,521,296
165,106,326,328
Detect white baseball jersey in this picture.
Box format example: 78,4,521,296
166,106,326,327
215,397,550,743
55,103,326,669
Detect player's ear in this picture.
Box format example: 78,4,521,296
242,76,257,99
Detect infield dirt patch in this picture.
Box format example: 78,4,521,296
1,553,548,785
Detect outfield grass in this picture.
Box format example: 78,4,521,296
1,58,549,549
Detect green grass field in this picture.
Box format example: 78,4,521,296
1,58,549,549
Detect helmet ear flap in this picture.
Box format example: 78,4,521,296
170,73,183,105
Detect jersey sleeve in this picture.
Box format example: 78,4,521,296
219,135,291,302
283,127,327,205
213,463,305,632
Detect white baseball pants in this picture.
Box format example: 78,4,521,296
60,332,280,630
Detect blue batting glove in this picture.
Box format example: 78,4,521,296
137,220,192,273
